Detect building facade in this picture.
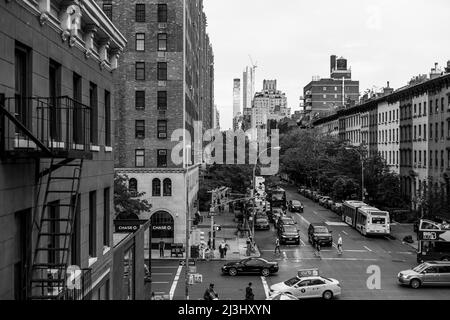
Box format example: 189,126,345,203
243,66,255,110
304,55,359,117
313,65,450,210
98,0,212,248
0,0,126,299
233,78,241,118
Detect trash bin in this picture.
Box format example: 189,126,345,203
191,245,200,259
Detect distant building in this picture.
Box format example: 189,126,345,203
243,66,255,110
304,55,360,117
233,78,241,118
214,104,221,129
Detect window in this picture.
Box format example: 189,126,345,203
103,188,110,247
157,4,168,23
73,73,83,144
135,91,145,110
157,120,167,139
15,43,31,130
157,149,168,167
152,179,161,196
136,33,145,51
135,4,146,22
157,91,167,110
157,62,167,81
129,179,138,196
89,191,97,258
436,150,439,167
424,124,427,140
430,124,433,139
135,149,145,167
323,87,327,91
158,33,167,51
135,62,145,80
442,150,445,168
14,209,31,300
163,179,172,196
135,120,145,139
436,99,439,113
49,60,61,141
103,2,113,20
424,151,427,167
436,123,439,140
104,90,111,147
424,102,427,115
442,122,445,139
70,195,81,266
48,201,60,265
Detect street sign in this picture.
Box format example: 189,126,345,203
189,273,203,284
189,266,197,273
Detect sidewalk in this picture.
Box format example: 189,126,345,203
147,208,261,261
390,223,418,250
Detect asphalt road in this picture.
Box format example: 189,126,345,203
148,183,450,300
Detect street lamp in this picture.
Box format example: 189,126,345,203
346,147,366,202
251,146,281,237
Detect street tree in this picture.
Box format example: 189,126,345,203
114,173,152,219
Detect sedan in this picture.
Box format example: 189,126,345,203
255,217,270,230
222,258,279,277
288,200,304,213
270,276,341,300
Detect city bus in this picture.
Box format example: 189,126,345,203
355,206,390,236
267,187,287,211
417,219,450,263
341,201,368,227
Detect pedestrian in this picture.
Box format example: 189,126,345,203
159,238,165,257
204,283,219,300
246,237,251,256
315,241,321,258
223,240,229,257
274,237,281,254
219,241,225,259
245,282,255,300
337,234,343,254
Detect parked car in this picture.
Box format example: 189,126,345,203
398,261,450,288
305,189,312,198
222,258,279,277
255,217,270,230
278,224,301,245
288,200,304,213
325,199,335,209
308,223,333,247
270,275,341,300
319,196,332,207
331,202,343,215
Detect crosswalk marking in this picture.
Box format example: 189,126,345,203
342,231,349,236
363,246,373,252
261,276,270,299
169,265,183,300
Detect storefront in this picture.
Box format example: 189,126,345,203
150,211,175,249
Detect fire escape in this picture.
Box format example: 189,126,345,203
0,94,92,299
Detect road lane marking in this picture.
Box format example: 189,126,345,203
261,276,270,299
300,239,306,246
152,273,174,275
342,231,349,236
363,246,373,252
152,282,170,284
313,211,319,215
332,242,338,249
345,250,370,253
169,265,183,300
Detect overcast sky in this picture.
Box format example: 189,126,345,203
203,0,450,130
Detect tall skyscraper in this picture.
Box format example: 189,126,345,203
243,66,255,109
98,0,214,249
233,78,241,118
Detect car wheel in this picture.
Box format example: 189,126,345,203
261,268,270,277
410,279,421,289
228,268,238,276
322,291,333,300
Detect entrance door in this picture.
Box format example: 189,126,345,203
150,211,174,249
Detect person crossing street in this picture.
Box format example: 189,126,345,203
337,234,343,255
274,237,281,254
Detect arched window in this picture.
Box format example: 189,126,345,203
163,178,172,196
129,178,138,196
152,179,161,197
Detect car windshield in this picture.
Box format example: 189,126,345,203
314,226,329,233
292,201,301,205
284,226,297,232
282,218,295,224
256,219,268,223
284,277,300,287
413,263,429,273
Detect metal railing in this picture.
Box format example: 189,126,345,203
0,95,91,157
60,268,92,300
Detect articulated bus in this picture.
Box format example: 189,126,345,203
342,201,391,236
418,219,450,263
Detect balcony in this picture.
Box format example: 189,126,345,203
0,95,93,160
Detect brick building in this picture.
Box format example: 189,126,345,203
0,0,126,299
96,0,214,249
304,55,360,117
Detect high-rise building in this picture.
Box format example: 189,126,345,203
214,105,221,129
243,66,255,110
0,0,126,300
98,0,214,249
304,55,359,117
233,78,241,118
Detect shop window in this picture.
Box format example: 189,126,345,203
152,178,161,196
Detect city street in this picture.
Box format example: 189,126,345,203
151,183,450,300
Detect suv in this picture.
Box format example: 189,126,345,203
398,261,450,288
308,223,333,247
278,224,300,245
255,217,270,230
331,202,343,215
319,196,332,207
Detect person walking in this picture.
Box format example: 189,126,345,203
219,241,225,259
245,282,255,300
337,234,343,255
315,241,321,259
159,238,165,257
274,237,281,254
204,283,219,300
223,240,229,258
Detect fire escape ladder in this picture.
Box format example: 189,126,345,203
28,158,84,300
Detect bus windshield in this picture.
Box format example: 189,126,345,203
372,217,386,225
